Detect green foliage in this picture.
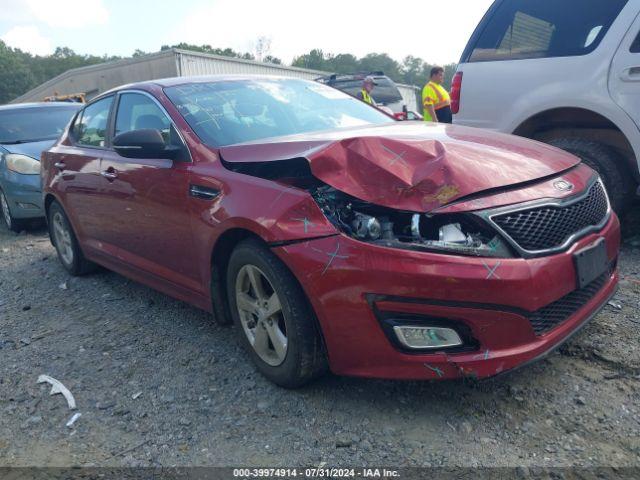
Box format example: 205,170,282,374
293,48,457,89
0,41,121,104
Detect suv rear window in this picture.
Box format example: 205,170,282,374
326,77,403,105
466,0,628,62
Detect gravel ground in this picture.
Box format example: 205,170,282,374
0,209,639,469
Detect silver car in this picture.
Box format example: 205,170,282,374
0,102,80,231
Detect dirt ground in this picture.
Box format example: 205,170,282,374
0,208,639,469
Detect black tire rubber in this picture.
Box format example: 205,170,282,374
546,137,633,214
226,239,327,388
48,201,97,276
0,188,26,233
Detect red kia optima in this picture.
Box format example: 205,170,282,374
41,76,620,387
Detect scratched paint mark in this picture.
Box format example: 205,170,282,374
445,277,459,284
482,260,502,279
424,364,444,378
495,363,506,374
269,186,297,208
423,184,461,205
291,217,315,234
473,349,491,360
311,242,350,275
382,145,407,166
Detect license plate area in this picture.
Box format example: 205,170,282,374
573,238,608,289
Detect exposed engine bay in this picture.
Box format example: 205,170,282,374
311,185,513,258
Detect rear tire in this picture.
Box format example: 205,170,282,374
226,239,327,388
0,189,26,233
48,201,96,276
546,137,633,214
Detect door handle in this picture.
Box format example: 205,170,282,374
54,162,66,170
189,184,220,200
620,67,640,82
100,169,118,180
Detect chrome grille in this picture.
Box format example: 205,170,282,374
492,180,609,253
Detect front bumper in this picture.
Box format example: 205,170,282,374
272,214,620,380
0,170,43,219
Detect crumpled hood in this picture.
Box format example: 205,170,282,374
1,139,55,161
220,122,580,212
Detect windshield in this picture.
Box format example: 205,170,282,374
164,78,393,147
0,106,80,144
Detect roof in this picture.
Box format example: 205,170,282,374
0,102,82,111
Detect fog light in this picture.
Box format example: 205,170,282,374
393,326,463,349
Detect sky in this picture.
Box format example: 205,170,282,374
0,0,495,65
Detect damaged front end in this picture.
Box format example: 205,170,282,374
310,184,513,258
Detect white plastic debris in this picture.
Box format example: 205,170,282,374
37,375,77,410
132,391,142,400
66,412,81,428
59,281,68,290
607,300,622,310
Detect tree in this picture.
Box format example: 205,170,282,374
0,41,33,104
357,53,401,79
291,49,326,70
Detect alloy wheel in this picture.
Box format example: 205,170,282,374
52,211,74,265
235,264,288,367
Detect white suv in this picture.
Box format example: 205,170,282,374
452,0,640,212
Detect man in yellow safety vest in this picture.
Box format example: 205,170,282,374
357,76,377,106
422,67,452,123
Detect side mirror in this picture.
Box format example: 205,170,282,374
113,129,181,160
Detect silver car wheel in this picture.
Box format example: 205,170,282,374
0,191,12,229
52,211,74,266
235,264,288,367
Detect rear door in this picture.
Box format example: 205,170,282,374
610,14,640,128
97,91,201,292
59,95,115,243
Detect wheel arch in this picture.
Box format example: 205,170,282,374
513,107,638,182
208,227,329,360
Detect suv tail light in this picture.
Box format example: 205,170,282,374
451,72,463,114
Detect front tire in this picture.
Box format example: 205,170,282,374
547,137,633,214
48,201,96,276
226,239,327,388
0,189,25,233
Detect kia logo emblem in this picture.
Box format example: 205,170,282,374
553,180,574,192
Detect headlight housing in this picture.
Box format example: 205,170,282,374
4,154,40,175
312,185,513,258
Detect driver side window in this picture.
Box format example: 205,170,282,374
114,93,172,142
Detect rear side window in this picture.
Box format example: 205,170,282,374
75,96,114,147
632,31,640,53
467,0,628,62
115,93,172,140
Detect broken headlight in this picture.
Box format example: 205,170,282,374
312,185,513,258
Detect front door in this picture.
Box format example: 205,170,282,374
98,91,201,292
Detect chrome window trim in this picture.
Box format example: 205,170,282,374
477,176,611,258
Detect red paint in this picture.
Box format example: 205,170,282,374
41,77,620,381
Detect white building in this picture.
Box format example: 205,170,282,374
12,48,420,110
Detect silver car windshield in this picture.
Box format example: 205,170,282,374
164,78,393,147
